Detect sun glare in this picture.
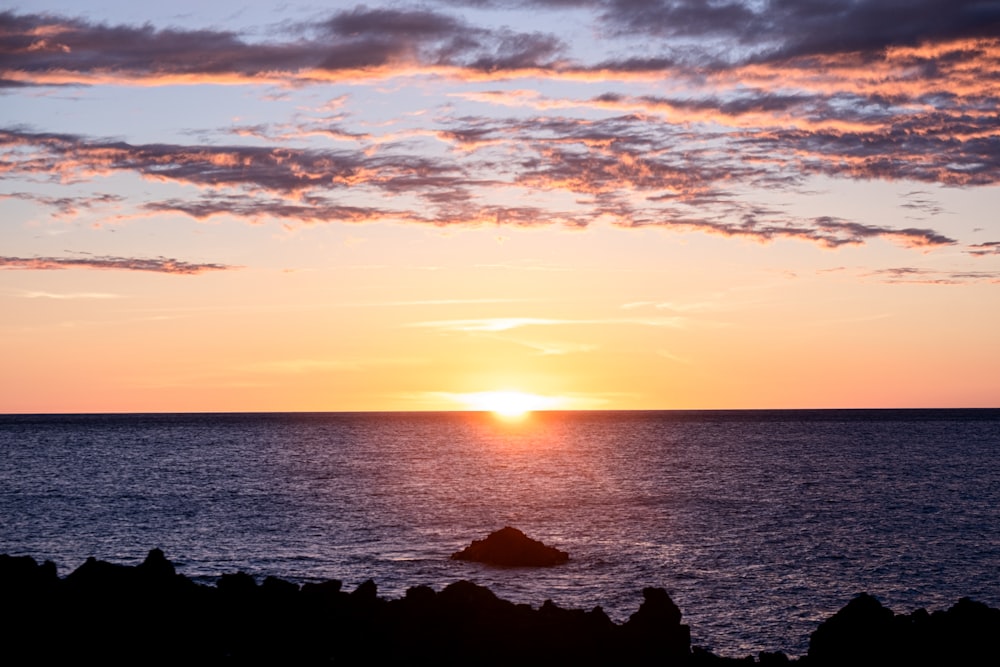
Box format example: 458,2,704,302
456,391,561,417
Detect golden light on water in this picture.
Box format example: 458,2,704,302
453,391,563,417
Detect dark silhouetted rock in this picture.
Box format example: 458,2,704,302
0,554,58,596
805,592,1000,666
623,586,691,662
217,570,257,596
138,547,175,579
807,592,895,664
451,526,569,566
5,548,1000,665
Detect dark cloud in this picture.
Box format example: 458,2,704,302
867,266,1000,284
814,217,955,247
0,8,565,86
0,11,313,82
900,190,947,218
144,195,391,225
0,128,462,196
630,213,955,249
3,9,997,197
750,116,1000,186
3,5,998,84
0,254,237,274
967,241,1000,256
325,7,465,37
1,191,124,216
596,0,1000,63
2,112,964,251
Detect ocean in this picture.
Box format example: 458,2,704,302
1,409,998,657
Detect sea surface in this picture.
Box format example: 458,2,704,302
1,409,998,657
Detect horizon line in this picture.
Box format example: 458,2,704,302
3,406,999,417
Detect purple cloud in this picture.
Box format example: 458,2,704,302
0,254,238,274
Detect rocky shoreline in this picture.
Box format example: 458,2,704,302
2,549,997,665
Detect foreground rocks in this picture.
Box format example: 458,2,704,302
801,592,1000,666
1,550,997,665
451,526,570,566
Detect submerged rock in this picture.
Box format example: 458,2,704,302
451,526,570,566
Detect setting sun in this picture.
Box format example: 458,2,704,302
454,391,562,417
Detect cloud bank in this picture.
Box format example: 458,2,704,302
0,254,237,274
2,3,998,253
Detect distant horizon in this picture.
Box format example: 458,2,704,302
5,406,999,417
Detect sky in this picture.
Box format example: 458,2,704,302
2,0,999,413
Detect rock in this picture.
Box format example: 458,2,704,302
804,592,1000,666
138,547,175,579
623,587,691,661
0,554,58,596
451,527,569,566
806,593,896,665
6,547,1000,665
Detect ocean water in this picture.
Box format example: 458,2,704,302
1,409,998,657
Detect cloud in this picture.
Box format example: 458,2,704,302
143,196,392,225
900,190,947,218
1,191,125,217
505,339,599,355
0,128,382,193
0,8,566,87
0,254,238,274
967,241,1000,257
15,290,121,299
410,317,567,332
630,214,956,249
624,300,725,314
241,357,427,373
866,266,1000,284
352,298,532,307
2,7,996,252
2,120,967,249
409,316,686,331
594,0,1000,63
657,349,692,365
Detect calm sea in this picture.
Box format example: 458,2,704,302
1,409,998,656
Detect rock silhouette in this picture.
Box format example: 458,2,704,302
1,550,998,665
804,592,1000,666
451,526,570,566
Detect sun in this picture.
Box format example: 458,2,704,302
456,391,561,418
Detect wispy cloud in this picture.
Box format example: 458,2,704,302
0,254,238,274
0,121,966,250
408,316,687,331
508,339,599,356
865,267,1000,284
1,191,125,217
657,349,693,365
15,290,122,299
341,298,533,307
409,317,568,332
241,357,428,374
967,241,1000,257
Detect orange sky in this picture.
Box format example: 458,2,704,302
2,2,999,412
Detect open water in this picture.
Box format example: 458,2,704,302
1,409,998,657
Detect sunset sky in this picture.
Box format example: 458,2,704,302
2,0,999,413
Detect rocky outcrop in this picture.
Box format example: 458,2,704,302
803,592,1000,666
450,526,570,566
0,548,692,665
1,550,998,665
